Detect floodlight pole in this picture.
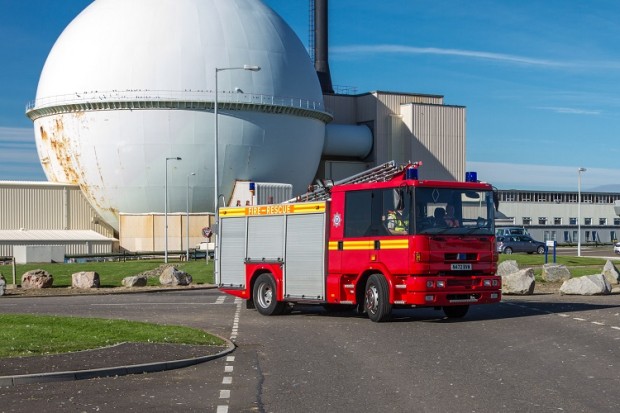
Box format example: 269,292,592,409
214,65,261,279
186,172,196,261
165,156,182,264
577,167,586,257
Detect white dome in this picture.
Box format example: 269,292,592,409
29,0,329,230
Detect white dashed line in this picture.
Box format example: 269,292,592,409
503,301,620,333
217,297,243,413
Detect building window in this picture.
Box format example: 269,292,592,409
573,230,578,242
554,217,562,225
611,231,617,243
615,218,620,226
523,217,531,225
564,231,571,242
585,231,591,241
569,217,577,225
599,218,607,226
538,217,547,225
585,218,592,226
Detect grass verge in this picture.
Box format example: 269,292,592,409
498,253,617,279
0,314,225,358
6,259,214,288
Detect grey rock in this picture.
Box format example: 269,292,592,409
501,268,535,295
542,264,571,282
71,271,100,289
560,274,611,295
497,260,520,276
0,274,6,296
602,260,620,285
21,269,53,289
159,266,192,286
122,275,147,287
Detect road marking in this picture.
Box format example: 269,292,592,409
503,301,620,334
217,297,243,413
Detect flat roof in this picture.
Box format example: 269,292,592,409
0,230,116,242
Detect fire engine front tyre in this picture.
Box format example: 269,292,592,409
443,305,469,319
253,273,286,316
364,274,392,322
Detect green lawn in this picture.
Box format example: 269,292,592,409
498,253,616,279
4,259,214,288
0,314,225,358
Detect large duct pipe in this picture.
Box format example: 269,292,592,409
315,0,334,94
323,124,373,159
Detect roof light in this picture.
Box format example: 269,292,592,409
465,171,478,182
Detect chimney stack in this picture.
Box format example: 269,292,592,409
314,0,334,94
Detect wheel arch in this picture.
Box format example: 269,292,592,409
246,264,284,302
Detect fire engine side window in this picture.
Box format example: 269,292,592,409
344,190,372,237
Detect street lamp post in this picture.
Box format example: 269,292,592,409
577,167,587,257
213,65,260,279
186,172,196,261
165,156,182,264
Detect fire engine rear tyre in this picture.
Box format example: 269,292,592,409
443,305,469,319
253,273,286,316
364,274,392,322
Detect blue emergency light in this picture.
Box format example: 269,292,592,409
406,167,418,180
249,182,256,191
465,171,478,182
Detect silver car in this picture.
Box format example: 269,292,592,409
497,235,546,254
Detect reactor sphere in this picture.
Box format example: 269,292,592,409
27,0,330,230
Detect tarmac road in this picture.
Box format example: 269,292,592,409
1,289,620,412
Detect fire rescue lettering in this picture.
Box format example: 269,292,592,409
246,204,294,216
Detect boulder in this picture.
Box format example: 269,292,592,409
501,268,535,295
497,260,520,276
21,269,53,289
542,264,571,282
122,275,147,287
159,266,192,286
0,274,6,296
560,274,611,295
602,260,620,285
72,271,100,289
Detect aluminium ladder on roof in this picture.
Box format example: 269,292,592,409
287,160,400,203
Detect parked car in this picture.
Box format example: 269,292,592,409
497,235,546,254
614,242,620,255
496,226,529,237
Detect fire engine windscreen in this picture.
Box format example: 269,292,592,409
343,187,495,237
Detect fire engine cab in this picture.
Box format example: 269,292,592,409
216,161,501,322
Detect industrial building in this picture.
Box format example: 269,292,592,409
496,189,620,245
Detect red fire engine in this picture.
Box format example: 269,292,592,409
216,161,501,322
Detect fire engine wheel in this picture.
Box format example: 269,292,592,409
443,305,469,319
253,273,286,316
364,274,392,322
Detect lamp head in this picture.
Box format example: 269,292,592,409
243,65,261,71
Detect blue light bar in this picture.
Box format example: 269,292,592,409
406,167,418,180
465,171,478,182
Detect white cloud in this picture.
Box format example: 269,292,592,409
534,106,601,115
468,161,620,192
332,44,568,67
0,126,45,181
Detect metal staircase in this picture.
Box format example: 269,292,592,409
287,160,401,203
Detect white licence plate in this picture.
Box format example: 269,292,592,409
451,263,472,271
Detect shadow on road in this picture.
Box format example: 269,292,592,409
281,299,620,324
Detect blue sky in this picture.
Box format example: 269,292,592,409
1,0,620,191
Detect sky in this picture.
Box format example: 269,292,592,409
1,0,620,192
